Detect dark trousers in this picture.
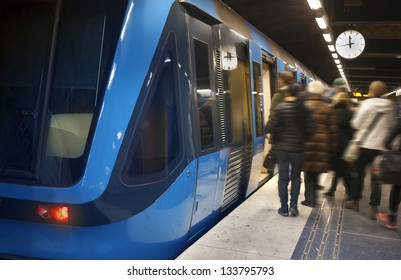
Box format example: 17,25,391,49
389,185,401,222
349,148,381,206
329,171,353,195
275,150,303,209
304,172,319,204
329,157,353,194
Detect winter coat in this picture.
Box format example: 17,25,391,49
303,94,338,173
351,97,396,150
331,101,354,176
333,101,354,154
268,99,314,152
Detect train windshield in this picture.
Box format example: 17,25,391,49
0,0,127,186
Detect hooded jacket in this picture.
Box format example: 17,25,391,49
351,97,396,150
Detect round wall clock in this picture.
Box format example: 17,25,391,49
335,30,365,59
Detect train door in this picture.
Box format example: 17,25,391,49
246,41,264,195
218,25,253,210
261,50,276,182
187,16,221,238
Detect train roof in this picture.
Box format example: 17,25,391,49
178,0,319,81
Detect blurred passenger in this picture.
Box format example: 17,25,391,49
301,81,338,208
345,81,396,217
377,118,401,230
269,71,294,113
264,71,294,176
332,77,350,102
322,86,336,104
323,92,355,198
267,84,314,217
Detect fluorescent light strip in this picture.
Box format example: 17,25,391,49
307,0,322,10
323,33,332,42
315,17,328,29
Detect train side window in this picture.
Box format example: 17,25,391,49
252,61,263,137
221,41,252,145
193,39,215,151
122,50,183,186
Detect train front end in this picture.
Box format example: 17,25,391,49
0,0,194,259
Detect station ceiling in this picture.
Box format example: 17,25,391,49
220,0,401,94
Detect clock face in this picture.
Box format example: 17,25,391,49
335,30,365,59
221,49,238,71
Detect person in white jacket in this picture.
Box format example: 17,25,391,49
345,81,396,218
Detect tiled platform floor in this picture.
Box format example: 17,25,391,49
178,172,401,260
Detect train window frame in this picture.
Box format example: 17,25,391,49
193,38,216,152
252,61,264,137
0,0,128,187
219,26,252,145
121,33,184,186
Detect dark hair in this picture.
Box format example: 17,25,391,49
280,71,294,85
286,83,301,97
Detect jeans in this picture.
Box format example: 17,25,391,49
349,148,381,206
275,150,303,209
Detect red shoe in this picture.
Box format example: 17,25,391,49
376,213,397,231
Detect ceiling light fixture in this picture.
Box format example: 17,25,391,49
315,16,328,29
307,0,322,10
323,33,332,42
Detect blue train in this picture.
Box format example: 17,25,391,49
0,0,319,259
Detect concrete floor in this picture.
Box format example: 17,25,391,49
177,171,401,260
177,172,319,260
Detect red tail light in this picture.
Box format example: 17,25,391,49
37,205,69,223
37,205,51,219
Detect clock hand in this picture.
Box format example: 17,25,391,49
337,43,355,47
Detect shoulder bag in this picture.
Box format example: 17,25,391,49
372,151,401,184
342,112,383,163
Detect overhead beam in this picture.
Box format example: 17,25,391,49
359,53,401,58
344,0,363,6
331,21,401,26
347,75,401,80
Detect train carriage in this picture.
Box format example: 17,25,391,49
0,0,318,259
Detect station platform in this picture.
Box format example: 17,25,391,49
177,172,401,260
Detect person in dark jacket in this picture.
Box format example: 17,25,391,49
376,118,401,230
264,71,294,176
267,84,314,217
323,92,354,197
301,81,338,208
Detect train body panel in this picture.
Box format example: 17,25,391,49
0,0,322,259
188,149,228,239
0,160,197,259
